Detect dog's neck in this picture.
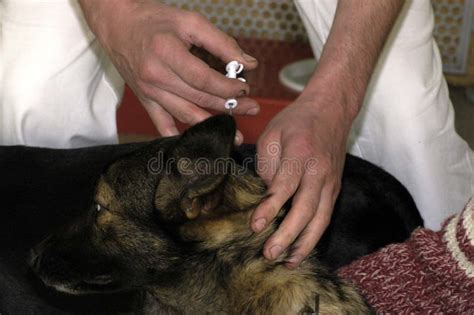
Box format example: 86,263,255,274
177,171,282,260
145,173,320,314
145,246,319,314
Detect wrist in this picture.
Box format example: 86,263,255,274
291,93,355,136
298,72,362,124
78,0,137,43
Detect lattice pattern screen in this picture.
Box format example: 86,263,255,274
433,0,473,74
163,0,307,41
164,0,473,74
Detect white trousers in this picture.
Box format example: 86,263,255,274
295,0,474,230
0,0,124,148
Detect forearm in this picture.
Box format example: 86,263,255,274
78,0,139,46
301,0,404,121
79,0,113,33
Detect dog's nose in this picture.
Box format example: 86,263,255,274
28,248,42,273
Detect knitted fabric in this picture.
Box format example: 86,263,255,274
338,198,474,314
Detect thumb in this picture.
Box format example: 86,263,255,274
256,138,282,186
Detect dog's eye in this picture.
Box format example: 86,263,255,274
95,203,109,212
94,203,113,227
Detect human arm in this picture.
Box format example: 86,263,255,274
252,0,405,267
78,0,260,143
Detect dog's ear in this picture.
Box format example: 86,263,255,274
155,115,237,222
169,114,236,165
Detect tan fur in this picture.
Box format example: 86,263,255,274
39,142,370,314
94,167,371,314
95,177,121,213
153,172,370,314
154,176,180,210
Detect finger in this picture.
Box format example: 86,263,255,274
171,52,253,100
183,12,258,70
235,130,244,146
141,98,179,137
144,93,244,144
219,98,260,115
166,67,260,113
285,186,335,268
256,135,282,185
251,148,305,236
143,62,259,115
262,173,323,261
142,82,212,126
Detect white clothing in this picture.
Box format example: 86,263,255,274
295,0,474,230
0,0,124,148
1,0,473,229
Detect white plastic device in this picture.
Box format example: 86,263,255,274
224,61,245,114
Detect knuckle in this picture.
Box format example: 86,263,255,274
138,84,154,99
298,132,313,146
298,146,314,161
291,137,315,158
137,61,156,83
185,11,207,29
189,72,209,91
151,33,172,55
151,32,185,59
261,199,280,217
316,212,332,228
179,110,199,125
225,36,240,51
279,181,297,196
315,159,332,177
292,132,312,146
192,92,212,107
189,11,204,21
278,231,296,247
301,202,318,218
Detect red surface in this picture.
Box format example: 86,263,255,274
117,86,291,144
117,38,313,144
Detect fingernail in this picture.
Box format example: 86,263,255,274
242,52,257,63
253,218,267,233
269,245,283,260
234,134,243,145
238,90,247,97
246,107,259,115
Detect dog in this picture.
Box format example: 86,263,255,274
21,115,423,314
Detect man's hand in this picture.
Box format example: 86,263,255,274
79,0,259,143
252,95,352,268
251,0,404,267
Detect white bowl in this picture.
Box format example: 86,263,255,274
278,58,317,93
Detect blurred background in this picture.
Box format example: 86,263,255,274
117,0,474,147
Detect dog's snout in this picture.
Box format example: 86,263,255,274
28,248,42,272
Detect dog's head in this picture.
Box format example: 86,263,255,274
28,115,267,295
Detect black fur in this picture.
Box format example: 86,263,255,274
0,119,422,313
